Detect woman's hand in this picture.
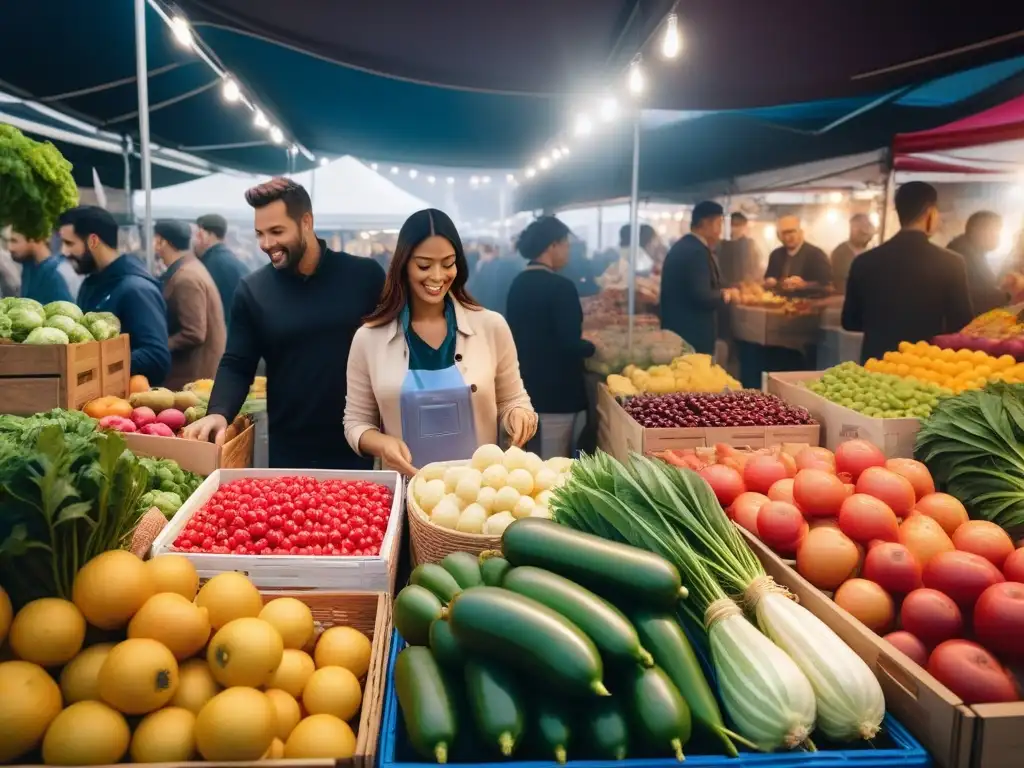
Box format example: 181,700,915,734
506,407,538,447
377,435,418,477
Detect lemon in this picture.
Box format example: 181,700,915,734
267,648,315,697
0,660,63,763
60,642,115,703
265,688,302,740
130,707,197,762
285,714,357,759
314,625,372,677
207,617,284,688
302,666,362,721
42,701,130,766
9,597,86,667
259,597,314,649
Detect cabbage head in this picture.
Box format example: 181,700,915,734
0,297,17,313
11,297,44,315
84,311,121,339
44,314,79,335
24,326,69,345
8,307,45,342
43,300,83,322
66,323,96,344
0,314,12,340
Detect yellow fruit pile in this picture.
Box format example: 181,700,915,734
0,553,372,765
606,354,741,396
865,341,1024,394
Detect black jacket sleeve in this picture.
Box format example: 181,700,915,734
945,254,975,332
682,246,725,310
121,278,171,385
842,258,865,332
552,279,596,360
208,282,261,422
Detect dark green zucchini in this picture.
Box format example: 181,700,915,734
626,665,691,761
394,647,457,764
441,551,484,588
411,563,463,603
479,554,512,586
501,518,686,608
502,566,652,668
464,659,526,756
532,698,573,764
583,698,629,760
631,611,737,757
428,618,463,670
395,585,444,646
448,586,609,697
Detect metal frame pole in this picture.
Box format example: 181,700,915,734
627,112,641,355
121,135,134,223
134,0,154,270
879,167,896,242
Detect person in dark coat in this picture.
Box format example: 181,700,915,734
764,215,832,288
506,216,595,459
58,206,171,384
717,212,764,286
7,227,78,305
660,201,736,355
193,213,250,329
843,181,974,363
947,210,1007,316
560,240,600,297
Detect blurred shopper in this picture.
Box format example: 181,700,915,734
830,213,876,293
153,220,226,390
506,216,595,459
717,212,763,286
7,226,79,304
660,201,736,355
371,241,392,272
184,178,385,469
560,240,600,297
59,206,171,384
948,211,1008,315
765,215,832,289
843,181,973,362
602,224,659,284
193,213,249,328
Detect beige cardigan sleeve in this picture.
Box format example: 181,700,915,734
490,314,534,430
343,328,381,455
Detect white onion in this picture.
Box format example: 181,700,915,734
492,486,520,513
506,468,535,495
456,504,487,533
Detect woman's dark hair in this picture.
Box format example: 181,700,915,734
517,216,570,261
364,208,479,326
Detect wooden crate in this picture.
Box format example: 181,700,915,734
123,421,255,475
741,527,1024,768
99,334,131,398
596,384,820,464
0,340,103,414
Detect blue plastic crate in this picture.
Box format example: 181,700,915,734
377,630,931,768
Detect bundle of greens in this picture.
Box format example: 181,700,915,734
0,124,79,240
916,382,1024,535
137,457,202,518
0,409,97,446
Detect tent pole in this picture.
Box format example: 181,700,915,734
627,111,641,357
134,0,154,271
879,166,896,242
122,135,134,224
311,165,317,214
596,205,604,250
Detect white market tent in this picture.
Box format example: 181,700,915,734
135,155,431,230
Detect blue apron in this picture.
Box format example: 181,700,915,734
398,301,477,468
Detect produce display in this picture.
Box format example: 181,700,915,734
584,327,691,376
137,457,203,520
865,341,1024,393
934,306,1024,360
0,556,373,763
605,353,741,396
806,362,946,418
410,445,571,536
171,475,392,556
0,297,120,344
622,390,815,428
733,282,817,315
86,388,205,435
186,375,267,415
728,438,1024,705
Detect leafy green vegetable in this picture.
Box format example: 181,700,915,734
136,456,201,518
8,307,44,342
24,326,70,345
0,124,79,240
43,300,84,322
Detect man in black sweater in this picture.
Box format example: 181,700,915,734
948,211,1008,316
183,178,385,468
843,181,974,363
764,215,832,289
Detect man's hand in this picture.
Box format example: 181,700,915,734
764,277,778,289
782,276,807,290
182,414,229,446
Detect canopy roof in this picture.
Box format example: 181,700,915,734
3,1,1024,171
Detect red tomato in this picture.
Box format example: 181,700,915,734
900,588,963,648
1004,548,1024,582
861,542,923,595
922,551,1005,610
885,458,935,501
883,630,928,667
743,456,789,495
928,639,1020,704
974,582,1024,659
794,469,848,517
838,494,899,544
856,467,916,517
795,446,836,473
834,439,886,480
699,464,746,507
952,521,1015,570
834,578,895,633
767,478,796,505
914,493,969,537
757,501,808,556
729,492,770,535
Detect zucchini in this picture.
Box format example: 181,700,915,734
428,618,463,670
464,658,526,756
479,555,512,586
532,698,573,764
394,647,458,763
411,563,463,603
441,551,484,588
395,585,444,646
626,665,691,761
583,698,629,760
501,518,686,609
503,566,653,668
448,586,609,697
631,612,737,757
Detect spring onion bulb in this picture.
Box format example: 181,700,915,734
706,599,816,750
745,577,884,740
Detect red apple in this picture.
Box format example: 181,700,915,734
862,542,922,595
974,582,1024,659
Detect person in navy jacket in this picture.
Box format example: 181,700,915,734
7,228,78,305
58,206,171,385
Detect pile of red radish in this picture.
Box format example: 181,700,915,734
699,439,1024,705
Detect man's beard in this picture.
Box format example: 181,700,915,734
268,235,306,272
69,248,98,275
10,251,31,265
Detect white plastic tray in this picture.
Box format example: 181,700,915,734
149,468,404,591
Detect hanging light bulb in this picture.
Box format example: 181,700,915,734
253,110,269,129
661,14,681,59
574,114,593,137
319,158,329,167
506,173,515,183
560,146,570,156
539,157,551,171
446,176,455,185
482,175,491,184
525,167,537,178
269,126,284,144
370,162,378,171
170,16,193,48
409,169,419,179
628,56,645,96
288,144,298,156
551,149,562,161
599,96,618,122
390,166,399,174
427,175,436,184
221,78,241,103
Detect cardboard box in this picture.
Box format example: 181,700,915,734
123,421,255,475
742,527,1024,768
596,384,820,463
764,371,920,458
0,340,103,414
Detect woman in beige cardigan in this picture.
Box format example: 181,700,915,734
344,209,536,476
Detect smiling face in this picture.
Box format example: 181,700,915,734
407,235,458,308
253,199,312,271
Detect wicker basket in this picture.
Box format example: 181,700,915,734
408,460,502,567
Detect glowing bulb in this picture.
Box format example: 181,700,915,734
673,211,684,222
506,173,515,182
628,57,645,96
539,157,551,170
359,231,370,240
446,176,455,185
764,224,777,242
868,211,881,227
599,97,618,122
221,78,241,103
390,166,399,174
253,110,269,129
551,149,562,161
825,207,839,223
828,191,844,204
482,175,491,184
269,126,284,144
1009,183,1024,200
470,175,480,186
661,14,681,59
370,162,378,171
427,175,436,184
170,16,193,48
525,167,537,178
560,146,570,156
574,114,593,137
409,169,418,179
